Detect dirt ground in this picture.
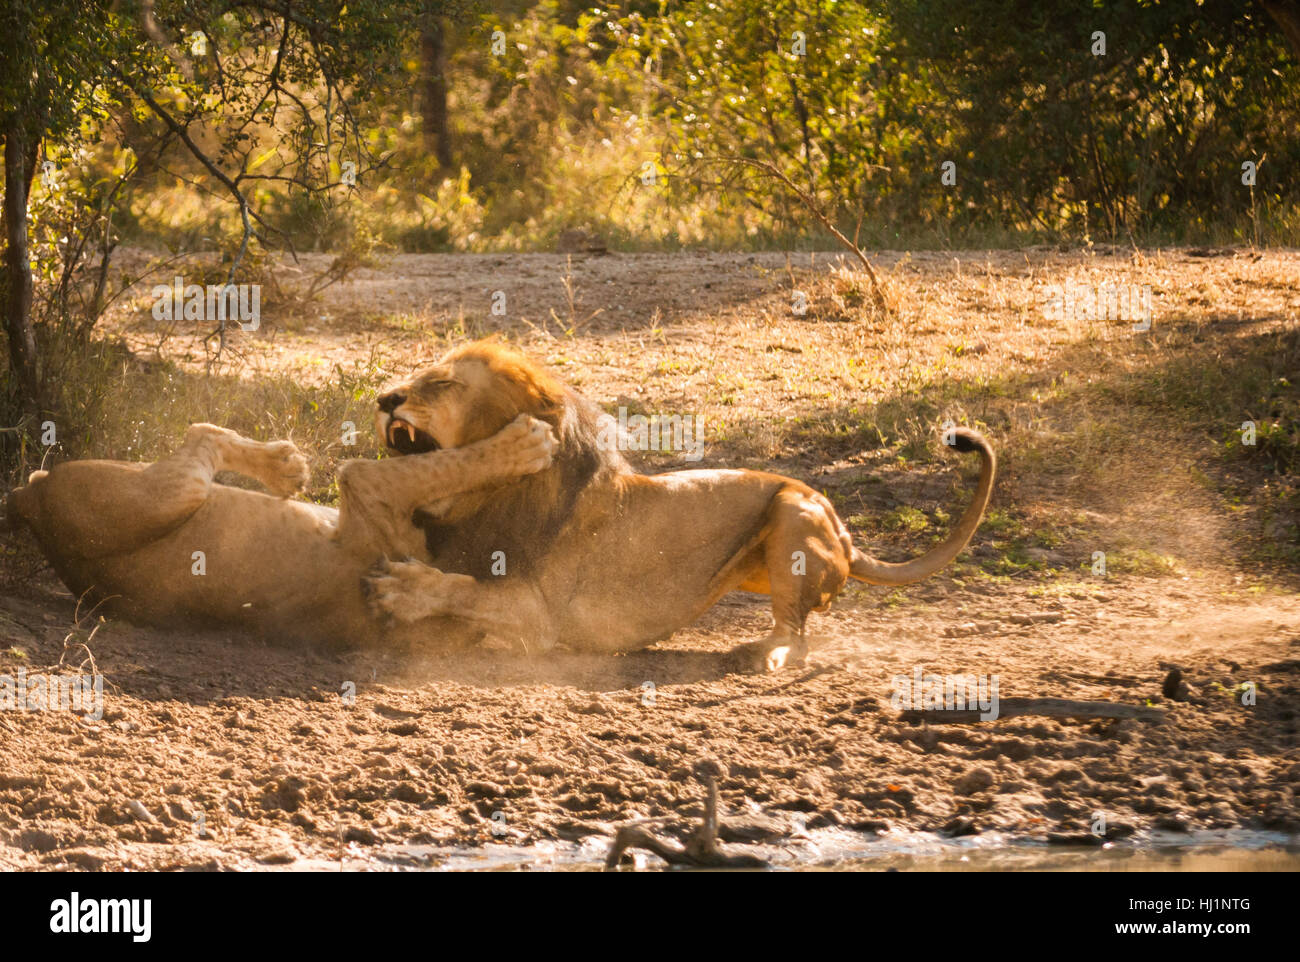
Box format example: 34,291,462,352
1,248,1297,870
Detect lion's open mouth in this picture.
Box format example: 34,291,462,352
385,417,440,455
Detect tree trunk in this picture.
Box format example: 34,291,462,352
1261,0,1300,60
1,120,47,419
419,15,453,172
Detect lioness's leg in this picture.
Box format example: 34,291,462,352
334,414,556,561
16,423,308,560
188,424,312,497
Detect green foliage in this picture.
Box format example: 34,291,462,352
0,1,117,147
889,0,1298,240
40,1,1298,254
599,0,1300,245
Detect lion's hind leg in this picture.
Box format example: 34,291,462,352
732,484,853,672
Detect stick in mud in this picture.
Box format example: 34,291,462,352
605,777,768,870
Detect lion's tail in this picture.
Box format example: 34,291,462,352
848,428,995,586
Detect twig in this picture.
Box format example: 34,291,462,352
605,777,767,870
705,156,890,315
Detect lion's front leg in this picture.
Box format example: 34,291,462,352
335,414,556,561
364,560,555,653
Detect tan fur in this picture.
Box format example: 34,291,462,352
5,416,557,646
366,341,997,670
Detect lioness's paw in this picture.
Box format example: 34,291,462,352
364,559,472,623
495,414,558,475
262,441,311,498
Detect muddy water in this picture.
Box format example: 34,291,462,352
297,829,1300,872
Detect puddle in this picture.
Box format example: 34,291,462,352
296,828,1300,872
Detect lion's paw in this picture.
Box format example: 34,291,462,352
728,637,808,673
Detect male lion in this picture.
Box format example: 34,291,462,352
364,340,996,670
5,414,557,646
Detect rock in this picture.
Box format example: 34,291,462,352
1155,812,1192,832
941,816,980,838
159,799,188,826
954,767,995,796
343,825,381,846
256,849,297,865
1102,821,1138,840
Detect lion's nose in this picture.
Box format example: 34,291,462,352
377,391,406,413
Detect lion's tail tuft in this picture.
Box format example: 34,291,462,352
849,428,995,586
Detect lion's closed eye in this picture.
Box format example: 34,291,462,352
417,378,463,397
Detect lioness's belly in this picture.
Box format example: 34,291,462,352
64,488,373,644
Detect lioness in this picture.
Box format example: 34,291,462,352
364,341,996,669
5,414,556,645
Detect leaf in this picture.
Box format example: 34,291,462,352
248,147,279,172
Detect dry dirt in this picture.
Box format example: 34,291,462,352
1,248,1298,870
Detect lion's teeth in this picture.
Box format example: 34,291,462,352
404,423,416,443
